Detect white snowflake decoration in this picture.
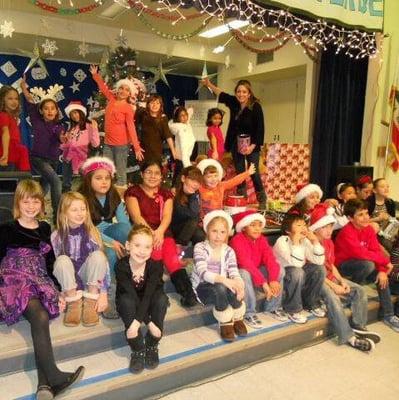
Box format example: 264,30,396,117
11,78,23,93
42,39,58,56
69,81,80,93
248,61,254,73
115,30,128,47
31,67,47,80
225,55,231,69
60,68,67,77
73,69,87,83
78,42,89,57
0,20,15,38
0,61,17,77
54,90,65,102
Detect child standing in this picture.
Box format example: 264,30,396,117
309,204,380,352
0,180,84,398
192,210,247,341
0,85,30,171
287,183,323,222
61,101,100,192
116,225,169,374
197,158,255,218
230,210,286,328
90,65,144,187
273,213,326,324
206,107,225,161
51,192,110,327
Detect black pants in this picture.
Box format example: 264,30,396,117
172,160,184,188
232,150,264,194
172,218,206,246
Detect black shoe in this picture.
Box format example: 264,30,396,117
348,337,375,352
129,350,145,374
352,327,381,344
36,385,54,400
256,191,267,209
145,344,159,369
181,292,199,308
51,366,85,397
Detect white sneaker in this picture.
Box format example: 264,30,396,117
244,315,263,329
288,312,307,324
310,307,326,318
265,309,289,322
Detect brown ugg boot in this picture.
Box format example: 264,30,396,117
64,292,83,327
213,306,235,342
233,303,247,336
220,323,235,342
82,292,99,327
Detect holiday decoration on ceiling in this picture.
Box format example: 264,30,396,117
78,42,90,57
41,39,59,56
148,61,174,88
19,43,49,76
31,0,102,15
195,61,218,93
0,20,15,38
115,30,128,48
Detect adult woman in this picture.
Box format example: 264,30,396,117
202,78,267,207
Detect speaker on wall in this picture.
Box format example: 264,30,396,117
336,165,374,185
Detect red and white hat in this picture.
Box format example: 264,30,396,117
295,183,323,204
197,159,224,179
309,203,336,231
233,210,266,233
64,100,87,117
116,78,137,98
203,210,233,233
81,156,116,177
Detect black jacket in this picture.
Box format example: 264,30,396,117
367,194,396,218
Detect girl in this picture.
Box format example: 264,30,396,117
51,192,110,327
333,183,357,230
61,101,100,192
125,160,197,307
20,75,64,222
135,95,177,164
168,106,196,187
116,225,169,374
356,175,373,200
192,210,247,341
0,179,84,399
206,107,225,161
0,85,30,171
79,156,131,319
288,183,323,223
172,166,205,247
89,65,144,187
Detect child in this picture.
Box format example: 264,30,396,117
21,75,64,221
51,192,110,327
287,183,323,222
135,94,177,164
206,107,225,161
355,175,373,200
197,158,255,218
273,213,326,324
0,85,30,171
309,204,380,352
61,101,100,192
115,225,169,374
333,183,357,231
192,210,247,341
0,180,84,398
90,65,144,187
168,106,196,186
125,160,197,307
172,166,205,248
230,210,286,328
335,199,399,332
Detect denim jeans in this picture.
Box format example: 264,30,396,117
103,144,129,186
321,280,368,344
240,267,284,317
61,160,73,193
339,259,394,318
30,156,61,220
283,264,326,314
196,282,242,311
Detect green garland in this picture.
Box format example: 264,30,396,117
30,0,100,15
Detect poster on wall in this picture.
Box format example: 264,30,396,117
185,100,217,141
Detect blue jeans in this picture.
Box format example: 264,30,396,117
321,280,368,344
30,156,61,220
62,160,73,193
103,144,129,186
283,264,326,314
240,267,284,317
339,259,395,318
196,282,242,311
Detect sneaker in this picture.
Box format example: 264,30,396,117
310,307,326,318
244,315,263,329
265,309,289,322
348,337,375,352
287,312,307,324
383,315,399,332
352,327,381,344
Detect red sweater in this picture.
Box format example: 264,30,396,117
230,232,280,286
335,222,389,273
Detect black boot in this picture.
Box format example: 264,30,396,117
256,190,267,210
127,331,145,374
170,269,198,308
145,332,161,369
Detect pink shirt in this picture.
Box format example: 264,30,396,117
207,125,225,160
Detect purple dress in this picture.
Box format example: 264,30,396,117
0,220,59,325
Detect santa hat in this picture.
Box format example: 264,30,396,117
81,156,116,177
233,210,266,233
295,183,323,204
197,159,224,179
65,100,87,117
115,78,137,98
309,204,336,231
203,210,233,233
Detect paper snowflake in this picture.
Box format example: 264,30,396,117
115,30,128,47
42,39,58,56
0,20,15,38
248,61,254,73
60,68,67,77
0,61,17,77
73,69,87,83
11,78,23,93
31,67,47,80
54,90,65,102
225,55,231,69
78,42,89,57
69,81,80,93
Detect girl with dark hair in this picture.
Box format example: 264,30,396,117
333,182,357,230
206,107,225,161
355,175,373,200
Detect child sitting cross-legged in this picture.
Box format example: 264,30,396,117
309,204,381,352
230,210,286,329
192,210,247,342
273,213,326,324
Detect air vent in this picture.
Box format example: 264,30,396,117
256,52,274,65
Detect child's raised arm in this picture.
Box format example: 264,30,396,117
20,75,34,103
90,64,114,102
221,163,256,191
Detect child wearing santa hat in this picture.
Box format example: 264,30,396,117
230,210,287,329
310,203,380,352
287,183,323,223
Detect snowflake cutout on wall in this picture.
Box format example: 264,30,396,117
73,69,87,82
78,42,89,57
0,20,15,38
41,39,58,56
0,61,17,77
60,68,67,77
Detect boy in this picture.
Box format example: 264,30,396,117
335,198,399,332
310,204,380,352
197,159,255,218
230,210,286,329
273,213,326,324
